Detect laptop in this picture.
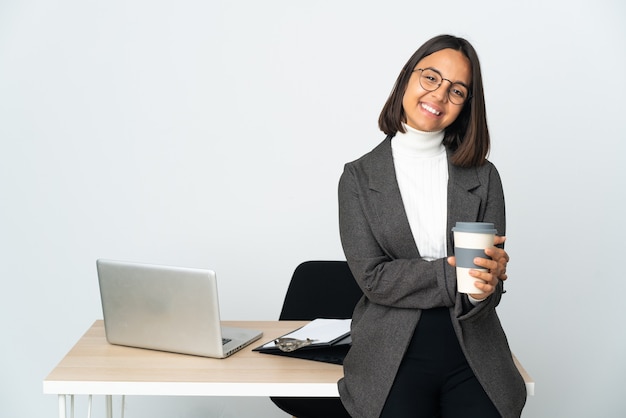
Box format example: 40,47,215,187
96,259,263,358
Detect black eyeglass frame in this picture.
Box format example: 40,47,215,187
413,68,472,105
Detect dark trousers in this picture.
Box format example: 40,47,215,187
379,308,501,418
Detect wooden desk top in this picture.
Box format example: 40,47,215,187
44,320,344,397
44,320,533,397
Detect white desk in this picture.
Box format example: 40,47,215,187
44,320,534,417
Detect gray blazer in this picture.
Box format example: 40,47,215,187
337,137,526,418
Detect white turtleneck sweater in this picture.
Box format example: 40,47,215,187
392,125,482,304
391,124,448,261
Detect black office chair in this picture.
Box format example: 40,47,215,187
270,261,363,418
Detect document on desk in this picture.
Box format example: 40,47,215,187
254,319,352,364
259,318,351,349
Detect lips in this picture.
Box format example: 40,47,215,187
421,103,441,116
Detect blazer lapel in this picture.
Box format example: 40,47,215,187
446,156,482,253
367,138,420,258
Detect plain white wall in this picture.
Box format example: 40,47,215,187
1,0,625,417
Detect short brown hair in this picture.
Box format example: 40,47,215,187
378,34,490,168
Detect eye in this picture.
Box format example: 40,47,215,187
450,85,467,98
420,70,441,86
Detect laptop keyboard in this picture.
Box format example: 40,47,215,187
222,338,232,345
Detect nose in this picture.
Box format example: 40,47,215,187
429,81,450,103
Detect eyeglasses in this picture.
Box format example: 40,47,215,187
274,337,317,352
413,68,471,105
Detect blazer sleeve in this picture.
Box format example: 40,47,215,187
338,162,457,310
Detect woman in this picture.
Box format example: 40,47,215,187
338,35,526,418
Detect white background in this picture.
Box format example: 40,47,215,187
1,0,625,417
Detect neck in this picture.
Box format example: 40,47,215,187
392,124,445,157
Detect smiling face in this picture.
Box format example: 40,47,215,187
402,48,471,132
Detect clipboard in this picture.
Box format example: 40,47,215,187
253,319,352,365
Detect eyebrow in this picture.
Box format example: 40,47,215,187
423,67,470,89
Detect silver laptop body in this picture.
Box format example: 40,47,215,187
96,259,262,358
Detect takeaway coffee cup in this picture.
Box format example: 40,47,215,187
452,222,497,294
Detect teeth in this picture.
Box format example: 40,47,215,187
421,103,441,116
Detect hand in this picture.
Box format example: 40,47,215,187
447,235,510,300
487,235,509,282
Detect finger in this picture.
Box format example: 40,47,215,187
494,235,506,246
472,281,496,296
497,259,508,279
474,270,499,288
469,292,488,300
477,255,507,280
469,281,496,299
473,256,498,271
469,268,496,285
447,256,457,267
485,246,509,263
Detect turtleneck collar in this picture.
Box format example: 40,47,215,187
391,123,445,158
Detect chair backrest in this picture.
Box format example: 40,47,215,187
279,261,363,321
